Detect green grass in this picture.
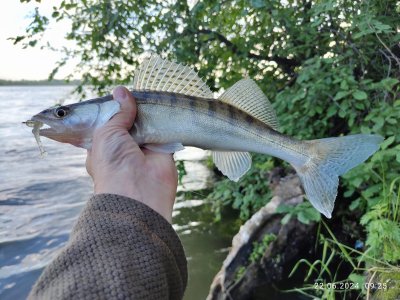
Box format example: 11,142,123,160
282,177,400,299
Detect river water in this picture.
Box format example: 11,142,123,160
0,86,234,300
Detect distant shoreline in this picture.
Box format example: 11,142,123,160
0,79,80,86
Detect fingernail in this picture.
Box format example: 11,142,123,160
114,86,127,100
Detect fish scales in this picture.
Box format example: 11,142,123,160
132,90,303,163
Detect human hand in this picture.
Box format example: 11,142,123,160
86,86,178,222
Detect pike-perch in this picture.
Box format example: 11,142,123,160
26,56,383,218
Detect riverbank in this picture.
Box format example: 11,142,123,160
0,79,80,86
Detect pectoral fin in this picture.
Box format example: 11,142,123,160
212,151,252,182
144,142,185,153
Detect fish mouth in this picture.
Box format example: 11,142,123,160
24,117,57,136
39,123,56,135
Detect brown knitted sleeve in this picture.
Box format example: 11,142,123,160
28,194,187,300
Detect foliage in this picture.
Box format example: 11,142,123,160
276,202,321,225
234,233,277,283
249,233,277,263
234,266,246,282
287,220,400,299
207,155,274,221
342,97,400,214
360,177,400,263
175,160,187,186
287,233,353,299
371,271,400,300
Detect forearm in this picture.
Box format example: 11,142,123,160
28,194,187,300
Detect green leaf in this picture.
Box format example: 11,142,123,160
361,126,371,134
349,199,360,211
281,213,292,225
344,189,354,198
352,90,368,100
372,116,384,130
372,20,392,32
11,35,25,44
303,208,321,223
340,80,349,90
326,106,337,118
28,40,37,47
352,177,363,188
249,0,266,8
381,136,395,150
380,78,399,91
276,204,292,213
297,211,310,224
348,273,365,288
354,102,365,110
334,90,350,100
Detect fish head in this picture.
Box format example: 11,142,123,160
28,99,120,149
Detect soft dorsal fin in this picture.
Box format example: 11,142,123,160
133,55,214,99
212,151,252,182
218,79,280,131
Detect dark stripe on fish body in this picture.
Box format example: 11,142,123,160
207,101,216,116
131,91,203,106
245,114,254,125
228,104,236,121
189,99,196,111
168,94,178,105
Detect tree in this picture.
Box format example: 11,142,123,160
14,0,399,134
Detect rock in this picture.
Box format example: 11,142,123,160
207,175,318,300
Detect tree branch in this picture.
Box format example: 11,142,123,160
191,28,300,75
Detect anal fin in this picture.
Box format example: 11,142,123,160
212,151,252,182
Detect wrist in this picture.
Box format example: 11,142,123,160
93,179,175,223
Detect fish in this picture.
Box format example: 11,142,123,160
25,55,383,218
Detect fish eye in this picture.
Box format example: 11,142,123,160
54,106,69,118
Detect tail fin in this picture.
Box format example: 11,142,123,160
294,134,383,218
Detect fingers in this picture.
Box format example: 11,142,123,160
107,86,137,130
85,149,93,176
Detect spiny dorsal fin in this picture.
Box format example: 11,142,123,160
212,151,252,182
218,79,280,131
133,55,214,98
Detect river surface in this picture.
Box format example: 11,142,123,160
0,86,234,300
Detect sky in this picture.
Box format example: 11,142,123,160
0,1,76,80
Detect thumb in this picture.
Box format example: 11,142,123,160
107,86,137,130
